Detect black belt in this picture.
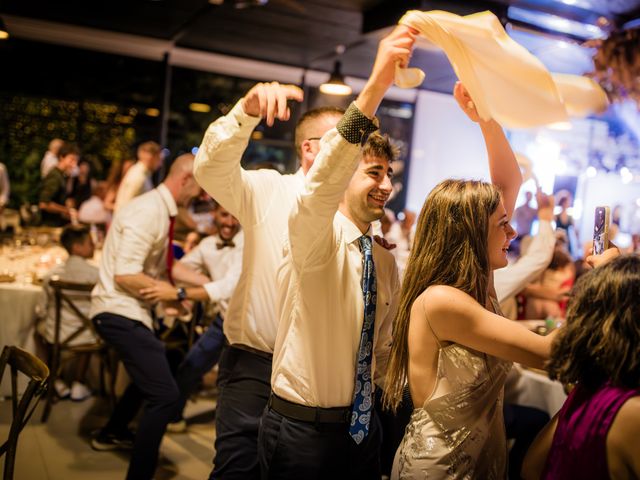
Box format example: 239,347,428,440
228,343,273,361
268,394,351,424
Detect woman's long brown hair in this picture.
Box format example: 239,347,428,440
383,179,501,412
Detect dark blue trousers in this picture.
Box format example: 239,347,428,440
93,312,180,480
210,345,272,479
173,314,225,420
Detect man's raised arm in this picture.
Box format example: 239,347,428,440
288,26,417,267
193,83,303,221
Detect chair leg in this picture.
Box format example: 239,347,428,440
4,437,17,480
41,349,60,423
41,376,55,423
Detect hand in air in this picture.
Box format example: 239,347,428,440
453,81,481,123
586,243,620,269
241,82,304,127
536,190,555,221
369,25,418,91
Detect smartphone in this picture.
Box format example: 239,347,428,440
593,206,610,255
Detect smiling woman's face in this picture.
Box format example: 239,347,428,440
487,200,516,270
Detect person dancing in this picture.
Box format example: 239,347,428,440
384,85,557,479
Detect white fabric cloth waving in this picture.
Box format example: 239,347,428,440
394,10,608,128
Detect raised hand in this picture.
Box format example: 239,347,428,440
370,25,417,90
453,81,481,123
586,243,620,268
241,82,304,127
536,190,554,221
357,25,417,118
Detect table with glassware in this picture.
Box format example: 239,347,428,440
0,235,68,396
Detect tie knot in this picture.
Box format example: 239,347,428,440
358,235,372,254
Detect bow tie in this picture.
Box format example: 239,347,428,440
216,240,235,250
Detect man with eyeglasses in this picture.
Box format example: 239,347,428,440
193,88,343,478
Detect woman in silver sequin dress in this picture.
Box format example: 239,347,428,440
384,84,558,479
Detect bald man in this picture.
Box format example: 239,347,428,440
90,154,202,480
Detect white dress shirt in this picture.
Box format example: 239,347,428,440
114,161,153,212
194,101,305,353
179,232,244,318
494,220,556,303
272,128,400,408
0,163,9,207
40,151,58,178
90,184,177,330
42,255,99,346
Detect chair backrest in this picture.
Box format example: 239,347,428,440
48,278,98,347
0,346,49,480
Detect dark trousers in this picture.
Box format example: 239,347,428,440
504,403,550,480
375,385,413,476
211,345,272,480
258,404,382,480
93,312,180,480
173,314,225,420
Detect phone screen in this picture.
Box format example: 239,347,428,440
593,206,609,255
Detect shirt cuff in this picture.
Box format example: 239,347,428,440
336,102,379,145
231,99,263,130
203,281,223,302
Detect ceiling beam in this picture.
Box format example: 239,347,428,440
2,14,417,102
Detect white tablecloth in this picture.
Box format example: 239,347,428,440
0,245,66,397
0,283,45,396
507,367,567,416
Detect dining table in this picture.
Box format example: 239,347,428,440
0,240,68,396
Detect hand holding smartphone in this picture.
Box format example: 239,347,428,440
592,206,610,255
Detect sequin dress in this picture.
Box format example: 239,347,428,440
391,310,513,479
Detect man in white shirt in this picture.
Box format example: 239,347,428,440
113,141,162,212
89,153,201,480
194,86,343,476
40,138,64,178
138,204,243,428
258,27,415,479
0,162,9,213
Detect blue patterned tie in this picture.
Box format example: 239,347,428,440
349,235,376,444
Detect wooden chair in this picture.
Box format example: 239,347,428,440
158,302,201,356
0,346,49,480
40,279,117,422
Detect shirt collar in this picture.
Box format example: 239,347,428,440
157,183,178,217
335,210,372,246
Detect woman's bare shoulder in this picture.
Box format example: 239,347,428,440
418,285,479,313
